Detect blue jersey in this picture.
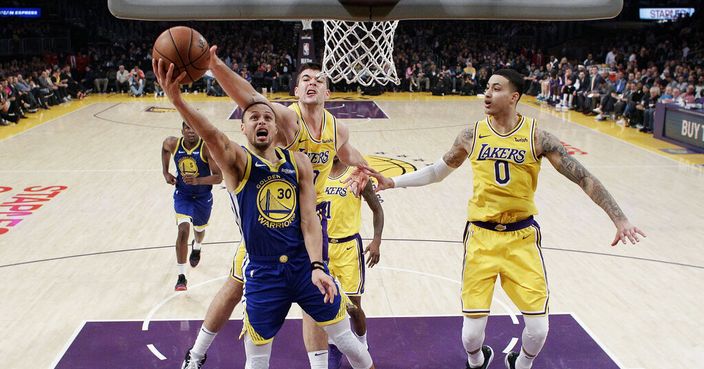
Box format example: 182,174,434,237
173,137,212,196
231,147,305,257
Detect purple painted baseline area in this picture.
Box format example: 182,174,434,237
229,101,388,120
55,314,619,369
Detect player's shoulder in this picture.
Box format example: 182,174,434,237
292,150,310,166
163,136,179,148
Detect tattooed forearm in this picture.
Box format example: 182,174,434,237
539,130,626,222
442,127,474,168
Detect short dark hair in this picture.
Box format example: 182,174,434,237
493,68,525,101
241,101,276,123
297,62,322,75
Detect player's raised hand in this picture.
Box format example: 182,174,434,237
312,269,337,303
357,166,394,192
152,58,186,101
611,219,646,246
208,45,222,70
163,172,177,185
364,239,381,268
343,166,370,197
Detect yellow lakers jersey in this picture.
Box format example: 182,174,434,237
468,115,541,223
320,166,362,238
285,102,337,201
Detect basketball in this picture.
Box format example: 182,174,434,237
152,26,210,84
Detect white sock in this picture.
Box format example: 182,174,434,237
193,241,202,250
307,350,327,369
468,349,484,368
191,326,217,358
516,316,549,369
516,349,535,369
177,263,186,275
353,332,368,349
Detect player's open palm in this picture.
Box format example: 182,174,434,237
312,269,337,303
611,219,646,246
357,166,394,192
152,58,186,100
343,166,370,197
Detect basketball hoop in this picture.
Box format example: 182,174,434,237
322,20,400,86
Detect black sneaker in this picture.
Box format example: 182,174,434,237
466,345,493,369
175,274,187,291
181,348,206,369
189,240,201,267
504,351,518,369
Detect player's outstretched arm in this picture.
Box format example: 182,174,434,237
536,128,646,246
361,180,383,268
337,122,370,196
360,126,474,192
154,59,241,183
295,152,336,303
207,46,298,144
161,137,177,185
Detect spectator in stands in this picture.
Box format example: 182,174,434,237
61,65,86,99
614,81,634,126
682,85,697,104
116,65,130,93
129,65,145,97
93,64,109,93
637,86,660,133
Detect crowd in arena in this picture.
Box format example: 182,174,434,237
1,2,703,132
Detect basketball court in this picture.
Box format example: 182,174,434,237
1,0,703,368
1,91,702,368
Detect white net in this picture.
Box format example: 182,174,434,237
322,20,400,86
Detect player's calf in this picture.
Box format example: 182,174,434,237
323,316,373,369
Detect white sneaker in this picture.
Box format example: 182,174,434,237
592,107,602,114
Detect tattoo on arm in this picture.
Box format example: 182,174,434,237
539,130,626,222
361,181,384,238
442,127,474,168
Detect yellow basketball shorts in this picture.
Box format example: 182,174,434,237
461,220,549,317
230,241,246,284
327,234,365,296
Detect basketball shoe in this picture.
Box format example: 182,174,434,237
189,240,201,267
466,345,493,369
181,349,206,369
175,274,187,291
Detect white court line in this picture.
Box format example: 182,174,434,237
142,276,227,331
0,103,93,143
503,337,519,354
571,313,626,368
147,344,167,360
49,320,86,369
371,100,391,120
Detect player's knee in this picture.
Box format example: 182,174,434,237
244,334,272,369
323,319,372,369
346,304,365,322
461,316,488,351
177,223,190,236
523,316,549,347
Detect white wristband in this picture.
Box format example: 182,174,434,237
393,158,455,188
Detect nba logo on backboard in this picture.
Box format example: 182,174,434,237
303,43,309,56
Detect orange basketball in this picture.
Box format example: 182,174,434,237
152,26,210,84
